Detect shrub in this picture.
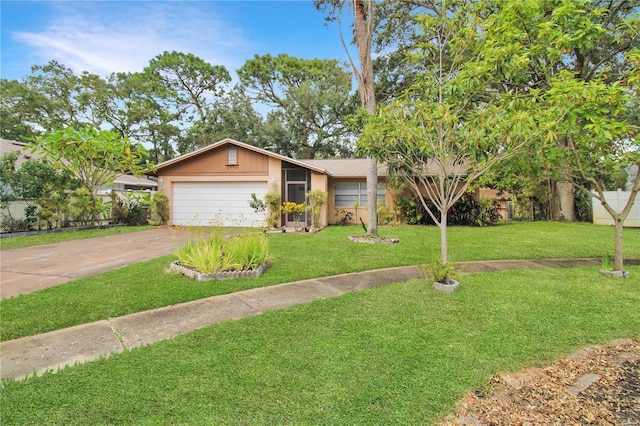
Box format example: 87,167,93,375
152,192,170,225
37,191,69,230
476,196,502,226
394,196,423,225
1,216,35,233
175,232,270,274
376,200,396,225
397,193,501,226
109,191,144,225
248,193,267,214
307,190,328,229
264,192,281,228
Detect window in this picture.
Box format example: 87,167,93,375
227,147,238,165
334,182,385,206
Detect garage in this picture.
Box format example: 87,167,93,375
172,182,268,227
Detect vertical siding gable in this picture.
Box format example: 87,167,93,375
158,145,269,176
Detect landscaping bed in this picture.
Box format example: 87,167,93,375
440,338,640,425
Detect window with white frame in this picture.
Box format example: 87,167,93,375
227,147,238,165
334,182,385,206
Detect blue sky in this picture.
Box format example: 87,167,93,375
1,1,352,81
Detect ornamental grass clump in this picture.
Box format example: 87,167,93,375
225,232,270,270
174,232,269,274
175,234,224,274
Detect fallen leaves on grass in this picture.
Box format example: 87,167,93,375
439,338,639,425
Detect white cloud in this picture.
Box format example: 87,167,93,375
11,2,253,77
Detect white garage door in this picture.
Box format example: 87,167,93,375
173,182,268,227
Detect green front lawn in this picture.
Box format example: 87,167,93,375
1,222,639,341
2,267,638,424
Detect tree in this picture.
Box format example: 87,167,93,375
185,86,266,152
0,62,159,146
31,127,152,224
0,79,40,141
482,0,639,221
366,0,638,222
1,151,79,230
145,51,231,150
83,72,158,140
314,0,379,235
359,2,547,263
237,53,355,158
544,64,639,273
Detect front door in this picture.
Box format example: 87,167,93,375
285,182,307,228
282,164,310,229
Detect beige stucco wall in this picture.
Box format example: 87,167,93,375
310,172,329,228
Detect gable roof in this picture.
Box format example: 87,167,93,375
154,139,330,175
0,139,39,168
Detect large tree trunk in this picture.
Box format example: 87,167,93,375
353,0,378,236
551,179,575,221
366,157,378,235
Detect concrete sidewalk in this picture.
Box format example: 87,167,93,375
2,257,627,381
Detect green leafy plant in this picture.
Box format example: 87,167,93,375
376,200,396,225
418,259,459,285
69,187,107,226
37,190,70,230
225,233,270,270
248,193,267,214
31,127,153,226
306,190,328,230
601,253,613,271
152,192,170,225
109,190,143,225
248,192,269,229
264,192,281,228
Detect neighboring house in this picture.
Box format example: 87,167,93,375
0,138,38,168
0,139,157,194
97,174,158,194
152,139,390,227
1,139,157,223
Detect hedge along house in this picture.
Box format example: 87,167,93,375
152,139,392,228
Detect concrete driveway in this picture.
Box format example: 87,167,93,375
0,228,186,299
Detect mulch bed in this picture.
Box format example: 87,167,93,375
348,235,400,244
439,338,639,425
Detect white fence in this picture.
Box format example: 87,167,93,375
592,190,640,227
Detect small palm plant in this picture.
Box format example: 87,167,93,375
418,259,459,285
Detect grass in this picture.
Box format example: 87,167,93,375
1,266,638,425
1,221,639,341
0,225,155,250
